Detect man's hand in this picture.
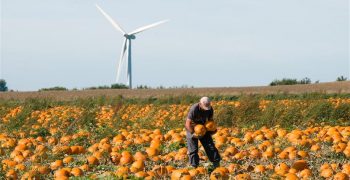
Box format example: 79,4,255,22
185,119,194,133
209,129,217,135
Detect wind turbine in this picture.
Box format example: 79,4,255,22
96,4,168,89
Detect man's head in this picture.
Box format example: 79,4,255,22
199,97,211,110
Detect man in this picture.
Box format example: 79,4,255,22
185,96,221,168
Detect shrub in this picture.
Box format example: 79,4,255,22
111,83,129,89
0,79,8,92
39,86,67,91
336,76,347,81
269,77,312,86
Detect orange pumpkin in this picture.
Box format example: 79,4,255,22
87,156,99,165
291,160,308,171
70,167,83,177
194,124,207,137
205,121,217,132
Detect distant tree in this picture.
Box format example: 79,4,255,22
336,76,348,81
111,83,129,89
137,85,150,89
269,78,298,86
314,80,320,84
39,86,67,91
299,77,311,84
0,79,8,92
270,77,314,86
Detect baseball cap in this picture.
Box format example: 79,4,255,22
200,97,211,110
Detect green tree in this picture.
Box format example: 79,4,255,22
336,76,347,81
111,83,128,89
0,79,8,92
269,78,298,86
299,77,311,84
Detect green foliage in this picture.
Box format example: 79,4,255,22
31,127,51,138
85,85,111,90
336,75,348,81
167,142,186,152
270,78,298,86
136,85,151,89
269,77,312,86
299,77,312,84
111,83,129,89
306,101,334,123
234,95,261,127
214,104,235,127
0,79,8,92
332,103,350,121
39,86,67,91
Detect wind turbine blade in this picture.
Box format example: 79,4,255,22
95,4,126,34
129,19,169,35
116,38,128,82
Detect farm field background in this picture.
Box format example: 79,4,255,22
0,81,349,101
1,85,350,179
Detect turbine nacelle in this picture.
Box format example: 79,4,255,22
124,34,136,39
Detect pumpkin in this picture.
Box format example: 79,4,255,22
284,173,298,180
254,165,265,173
299,169,312,178
234,173,251,180
134,151,147,161
274,163,289,175
320,168,333,178
51,160,64,170
63,156,74,164
87,156,99,165
146,147,159,157
6,169,17,179
54,168,70,178
171,169,190,180
130,160,144,173
194,124,207,137
205,121,217,132
334,172,349,180
119,151,133,165
291,160,308,171
210,167,229,180
70,167,83,177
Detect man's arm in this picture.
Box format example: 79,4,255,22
208,108,214,121
185,118,194,133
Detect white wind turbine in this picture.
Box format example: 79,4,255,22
96,4,168,89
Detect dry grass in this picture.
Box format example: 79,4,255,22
0,81,349,101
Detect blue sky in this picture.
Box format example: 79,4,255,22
1,0,349,91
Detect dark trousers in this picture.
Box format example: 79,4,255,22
186,131,221,167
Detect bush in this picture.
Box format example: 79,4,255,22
336,76,348,81
111,83,129,89
270,78,298,86
39,86,67,91
0,79,8,92
269,77,312,86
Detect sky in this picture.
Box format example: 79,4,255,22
0,0,349,91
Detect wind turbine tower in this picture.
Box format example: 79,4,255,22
96,4,168,89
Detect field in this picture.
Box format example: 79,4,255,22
1,84,350,179
0,81,349,101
